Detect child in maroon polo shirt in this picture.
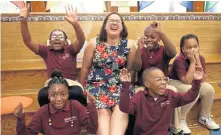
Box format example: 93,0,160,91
131,22,180,134
119,67,203,135
19,4,85,81
19,4,86,106
13,71,98,135
169,34,220,134
133,22,176,88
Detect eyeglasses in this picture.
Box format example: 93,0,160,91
154,77,170,83
50,35,65,41
107,19,122,24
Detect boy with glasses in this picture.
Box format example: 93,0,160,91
119,67,203,135
131,22,181,134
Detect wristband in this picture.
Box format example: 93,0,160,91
19,16,28,20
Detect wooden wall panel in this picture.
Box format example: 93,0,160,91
2,19,221,71
1,64,220,96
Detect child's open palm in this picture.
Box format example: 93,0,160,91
13,103,24,118
193,66,203,80
19,3,29,18
65,5,78,24
120,68,131,82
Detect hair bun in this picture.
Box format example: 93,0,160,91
51,69,63,78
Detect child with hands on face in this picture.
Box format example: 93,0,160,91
169,34,220,134
133,22,176,88
131,22,181,134
119,67,203,135
13,71,98,135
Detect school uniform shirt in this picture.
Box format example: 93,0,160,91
169,53,206,80
37,45,78,80
16,100,98,135
119,81,201,135
137,46,174,85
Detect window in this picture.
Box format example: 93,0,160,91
47,1,105,13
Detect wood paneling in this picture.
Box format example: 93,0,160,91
1,68,80,92
2,17,221,71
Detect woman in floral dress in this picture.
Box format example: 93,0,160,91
80,12,136,135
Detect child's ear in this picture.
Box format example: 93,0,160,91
143,81,149,88
181,47,184,53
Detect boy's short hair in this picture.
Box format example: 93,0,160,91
142,67,161,81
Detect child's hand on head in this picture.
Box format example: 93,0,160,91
193,66,203,80
137,36,146,50
150,22,161,33
13,102,24,118
120,68,131,82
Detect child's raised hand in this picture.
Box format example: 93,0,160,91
13,103,24,118
120,68,131,82
193,66,203,80
19,3,29,18
151,22,161,33
65,5,78,25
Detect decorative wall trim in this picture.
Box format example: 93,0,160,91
1,13,221,22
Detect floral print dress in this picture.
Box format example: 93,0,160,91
85,38,133,109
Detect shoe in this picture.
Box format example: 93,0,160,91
179,120,191,135
199,116,220,130
171,130,185,135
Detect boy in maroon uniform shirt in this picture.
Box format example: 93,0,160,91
119,67,203,135
13,71,98,135
131,22,179,134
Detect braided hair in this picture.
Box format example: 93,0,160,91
38,70,69,107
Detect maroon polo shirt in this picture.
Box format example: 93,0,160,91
37,45,78,80
16,100,98,135
120,81,201,135
169,53,206,80
137,46,174,85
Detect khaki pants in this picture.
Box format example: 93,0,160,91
169,80,215,122
135,85,182,133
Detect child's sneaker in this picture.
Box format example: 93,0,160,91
179,120,191,135
170,130,184,135
199,116,220,130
